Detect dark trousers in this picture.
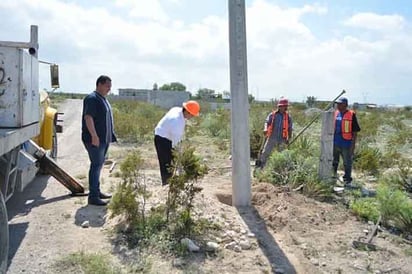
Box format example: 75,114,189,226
83,142,109,199
154,135,173,185
332,145,353,182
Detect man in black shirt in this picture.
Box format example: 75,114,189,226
82,75,117,206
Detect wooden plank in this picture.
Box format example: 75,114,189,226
39,154,85,194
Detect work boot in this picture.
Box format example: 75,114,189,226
99,192,112,199
88,198,108,206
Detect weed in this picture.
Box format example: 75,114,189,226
354,142,381,175
54,251,122,274
303,181,333,201
350,198,380,222
377,183,412,232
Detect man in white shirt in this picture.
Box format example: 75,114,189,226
154,100,200,185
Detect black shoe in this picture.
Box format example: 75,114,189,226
99,192,112,199
88,198,108,206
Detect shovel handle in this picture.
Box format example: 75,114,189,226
367,215,382,243
288,89,346,147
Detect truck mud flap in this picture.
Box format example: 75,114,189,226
39,154,85,195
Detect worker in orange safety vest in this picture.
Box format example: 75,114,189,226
333,97,361,186
257,97,293,169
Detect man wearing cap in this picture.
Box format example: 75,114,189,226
154,100,200,185
333,97,361,186
257,97,293,169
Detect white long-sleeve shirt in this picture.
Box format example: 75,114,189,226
155,107,186,147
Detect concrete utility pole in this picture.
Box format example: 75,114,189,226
318,110,335,181
228,0,251,206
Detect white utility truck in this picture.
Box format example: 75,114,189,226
0,25,85,273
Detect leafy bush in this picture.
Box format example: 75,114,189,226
258,150,298,185
167,144,208,237
350,198,380,222
109,150,151,236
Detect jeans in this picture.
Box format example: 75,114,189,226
84,142,109,199
332,145,353,182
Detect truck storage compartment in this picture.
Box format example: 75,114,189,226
0,46,39,128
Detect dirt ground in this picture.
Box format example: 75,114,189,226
6,99,412,274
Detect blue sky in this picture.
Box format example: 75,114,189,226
1,0,411,105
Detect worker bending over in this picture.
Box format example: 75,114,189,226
154,100,200,185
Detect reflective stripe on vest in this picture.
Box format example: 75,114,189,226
335,110,354,140
266,111,289,139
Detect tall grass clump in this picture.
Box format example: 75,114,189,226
354,141,381,175
257,145,332,201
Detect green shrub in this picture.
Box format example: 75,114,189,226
109,150,150,235
354,142,381,175
303,181,333,201
290,136,317,158
167,144,208,237
259,150,298,185
350,198,380,222
377,183,412,232
257,147,332,199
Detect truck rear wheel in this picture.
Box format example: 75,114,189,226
0,192,9,273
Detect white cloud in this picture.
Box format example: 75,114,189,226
0,0,411,104
344,12,405,32
114,0,169,22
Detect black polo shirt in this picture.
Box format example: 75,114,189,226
81,91,117,144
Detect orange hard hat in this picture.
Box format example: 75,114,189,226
182,100,200,116
278,98,289,107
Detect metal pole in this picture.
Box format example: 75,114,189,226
228,0,251,206
288,90,346,147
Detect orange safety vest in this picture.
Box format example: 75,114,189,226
335,110,354,140
266,111,289,139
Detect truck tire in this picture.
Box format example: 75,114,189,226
0,192,8,274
